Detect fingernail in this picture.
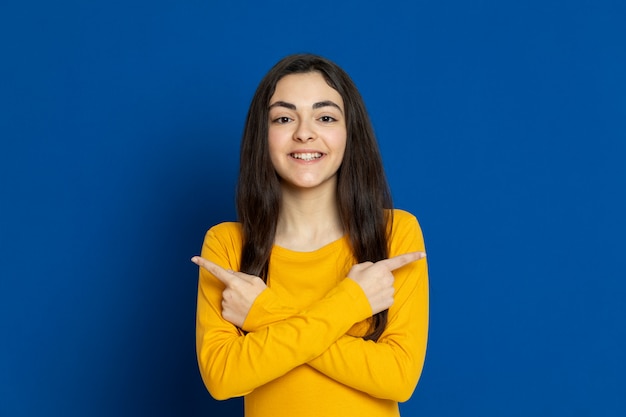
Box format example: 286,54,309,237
191,256,199,263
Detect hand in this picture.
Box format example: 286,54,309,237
192,256,267,327
347,251,426,315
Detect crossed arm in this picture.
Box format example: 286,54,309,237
194,217,428,401
239,260,429,401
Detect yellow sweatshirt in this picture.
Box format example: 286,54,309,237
196,209,429,417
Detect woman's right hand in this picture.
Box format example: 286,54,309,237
347,251,426,315
192,256,267,328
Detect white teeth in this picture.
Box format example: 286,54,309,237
291,152,322,161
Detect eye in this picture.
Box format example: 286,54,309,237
272,116,293,124
319,115,337,123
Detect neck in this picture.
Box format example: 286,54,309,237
275,181,344,251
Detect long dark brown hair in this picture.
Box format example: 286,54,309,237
236,54,393,341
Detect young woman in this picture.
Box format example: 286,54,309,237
192,54,428,417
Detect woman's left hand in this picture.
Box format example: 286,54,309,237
192,256,267,327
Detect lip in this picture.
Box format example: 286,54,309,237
288,149,325,154
288,149,326,163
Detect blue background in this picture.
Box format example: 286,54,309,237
1,0,625,416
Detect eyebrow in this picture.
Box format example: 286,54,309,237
269,100,343,114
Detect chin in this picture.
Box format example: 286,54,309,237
282,177,337,192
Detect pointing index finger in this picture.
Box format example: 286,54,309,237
191,256,235,286
377,251,426,271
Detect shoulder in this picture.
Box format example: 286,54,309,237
388,209,425,253
389,209,422,233
206,221,242,238
201,222,243,270
203,222,243,250
390,208,418,224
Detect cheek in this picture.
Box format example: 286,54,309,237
267,125,284,148
267,131,282,166
332,131,348,157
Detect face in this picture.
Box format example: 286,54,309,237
268,72,347,193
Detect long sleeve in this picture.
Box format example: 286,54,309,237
195,224,373,400
240,210,429,402
307,256,428,401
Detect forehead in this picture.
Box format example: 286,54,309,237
270,72,344,108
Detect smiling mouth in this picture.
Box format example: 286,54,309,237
290,152,323,161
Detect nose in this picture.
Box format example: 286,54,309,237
293,119,316,142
